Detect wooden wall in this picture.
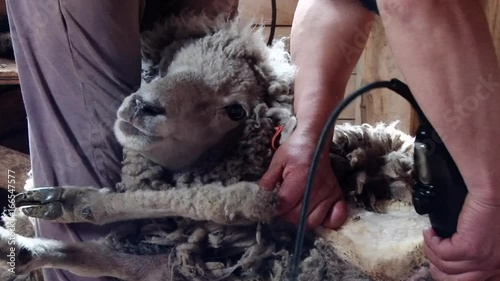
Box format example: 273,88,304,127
238,0,500,133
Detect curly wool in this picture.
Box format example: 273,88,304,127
331,122,415,210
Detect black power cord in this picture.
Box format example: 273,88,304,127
267,0,277,46
289,79,424,280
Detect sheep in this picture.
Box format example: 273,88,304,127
0,13,432,281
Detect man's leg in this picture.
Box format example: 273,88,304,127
377,0,500,280
7,0,143,280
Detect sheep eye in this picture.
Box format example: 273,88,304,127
225,104,246,121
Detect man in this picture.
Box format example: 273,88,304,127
260,0,500,280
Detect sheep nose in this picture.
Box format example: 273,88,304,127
133,97,165,117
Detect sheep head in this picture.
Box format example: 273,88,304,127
114,16,295,172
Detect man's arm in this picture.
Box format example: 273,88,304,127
377,0,500,279
291,0,374,137
260,0,375,229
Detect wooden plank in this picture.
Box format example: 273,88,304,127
360,18,412,133
0,58,19,85
0,145,30,193
238,0,297,26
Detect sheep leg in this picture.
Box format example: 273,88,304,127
16,182,277,225
0,227,170,280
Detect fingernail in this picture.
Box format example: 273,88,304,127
422,226,431,234
425,229,442,242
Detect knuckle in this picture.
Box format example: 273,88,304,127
259,177,277,190
423,246,434,261
430,267,445,281
429,265,439,276
432,260,450,275
307,217,321,229
430,264,448,281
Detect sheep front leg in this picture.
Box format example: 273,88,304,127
16,182,277,225
0,227,170,280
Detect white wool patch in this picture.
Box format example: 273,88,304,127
317,201,430,281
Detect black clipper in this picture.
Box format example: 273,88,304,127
387,79,469,238
412,121,468,238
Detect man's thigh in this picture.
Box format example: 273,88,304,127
7,0,143,280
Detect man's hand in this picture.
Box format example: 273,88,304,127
259,128,347,229
423,193,500,281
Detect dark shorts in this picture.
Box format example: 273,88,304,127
6,1,143,280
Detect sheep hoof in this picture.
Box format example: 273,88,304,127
15,187,103,223
16,187,65,220
20,202,64,220
15,187,65,207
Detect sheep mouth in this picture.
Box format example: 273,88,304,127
116,119,161,139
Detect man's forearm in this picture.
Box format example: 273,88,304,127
378,0,500,199
291,0,374,138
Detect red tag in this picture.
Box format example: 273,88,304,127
271,125,285,150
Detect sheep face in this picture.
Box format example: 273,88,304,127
114,40,267,171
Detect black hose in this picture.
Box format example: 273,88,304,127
267,0,277,46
